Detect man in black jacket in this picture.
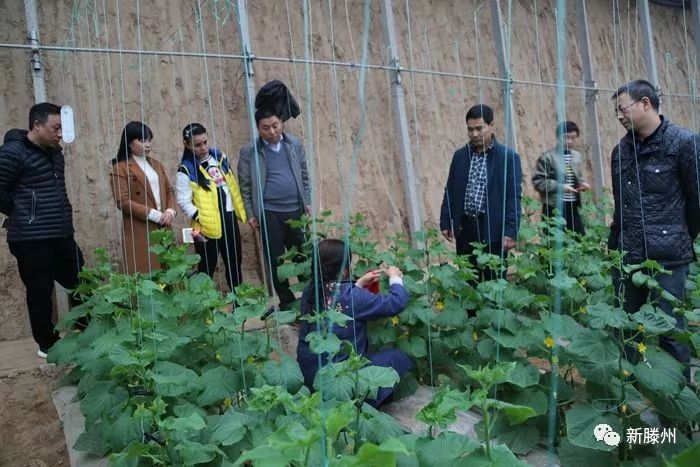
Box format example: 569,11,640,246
609,80,700,372
0,103,84,358
440,104,522,280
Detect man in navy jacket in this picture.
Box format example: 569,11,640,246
440,104,522,278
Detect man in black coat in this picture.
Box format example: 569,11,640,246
440,104,522,280
609,80,700,372
0,103,84,358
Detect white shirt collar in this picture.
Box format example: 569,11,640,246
262,136,283,152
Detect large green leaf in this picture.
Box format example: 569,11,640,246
664,440,700,467
586,303,631,330
80,381,129,427
324,401,355,439
108,412,145,452
564,404,620,451
576,357,619,382
462,443,530,466
47,334,82,365
503,363,541,388
631,305,677,335
509,389,548,415
634,348,685,395
558,439,615,467
485,327,544,350
550,272,578,290
107,345,140,367
235,443,305,467
73,427,111,456
336,438,409,466
196,366,239,407
358,366,400,400
433,302,467,328
262,356,304,393
397,336,428,358
174,440,222,465
542,313,583,340
400,300,435,326
416,387,472,429
357,404,408,444
104,287,131,304
567,328,620,362
306,332,342,355
148,361,200,397
489,400,538,425
648,386,700,422
314,365,355,400
496,423,540,455
414,431,480,466
162,413,207,434
208,410,248,446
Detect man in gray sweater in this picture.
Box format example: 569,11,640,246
238,108,311,309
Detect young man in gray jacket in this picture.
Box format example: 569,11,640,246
610,79,700,375
532,120,591,235
238,108,311,310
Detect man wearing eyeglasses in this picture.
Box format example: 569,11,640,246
609,79,700,375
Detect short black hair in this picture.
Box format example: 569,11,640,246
556,120,579,137
28,102,61,130
183,122,206,142
255,108,281,126
465,104,494,124
612,79,660,111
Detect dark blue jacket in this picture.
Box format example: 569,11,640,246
440,138,522,242
296,281,409,387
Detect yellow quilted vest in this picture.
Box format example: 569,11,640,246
185,156,247,239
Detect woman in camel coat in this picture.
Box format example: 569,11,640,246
110,121,176,275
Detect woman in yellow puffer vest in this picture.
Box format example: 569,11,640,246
175,123,247,291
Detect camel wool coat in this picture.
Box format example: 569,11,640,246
110,156,175,275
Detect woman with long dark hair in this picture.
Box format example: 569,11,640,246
110,121,176,274
176,123,247,291
296,238,412,407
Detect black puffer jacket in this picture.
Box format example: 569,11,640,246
608,118,700,266
0,129,74,242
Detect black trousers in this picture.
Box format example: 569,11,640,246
194,210,243,291
260,209,305,307
455,214,504,282
8,236,84,351
612,264,690,378
543,201,585,236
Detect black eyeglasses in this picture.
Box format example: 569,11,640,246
614,101,638,116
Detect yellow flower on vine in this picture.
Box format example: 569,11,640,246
637,324,645,333
622,369,630,377
390,316,400,326
637,342,647,354
435,301,445,311
621,404,628,413
247,356,256,364
223,397,232,407
472,331,478,342
158,283,166,290
205,318,213,325
215,353,222,361
579,279,587,287
544,336,555,349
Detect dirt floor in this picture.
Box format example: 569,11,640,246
0,342,69,467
